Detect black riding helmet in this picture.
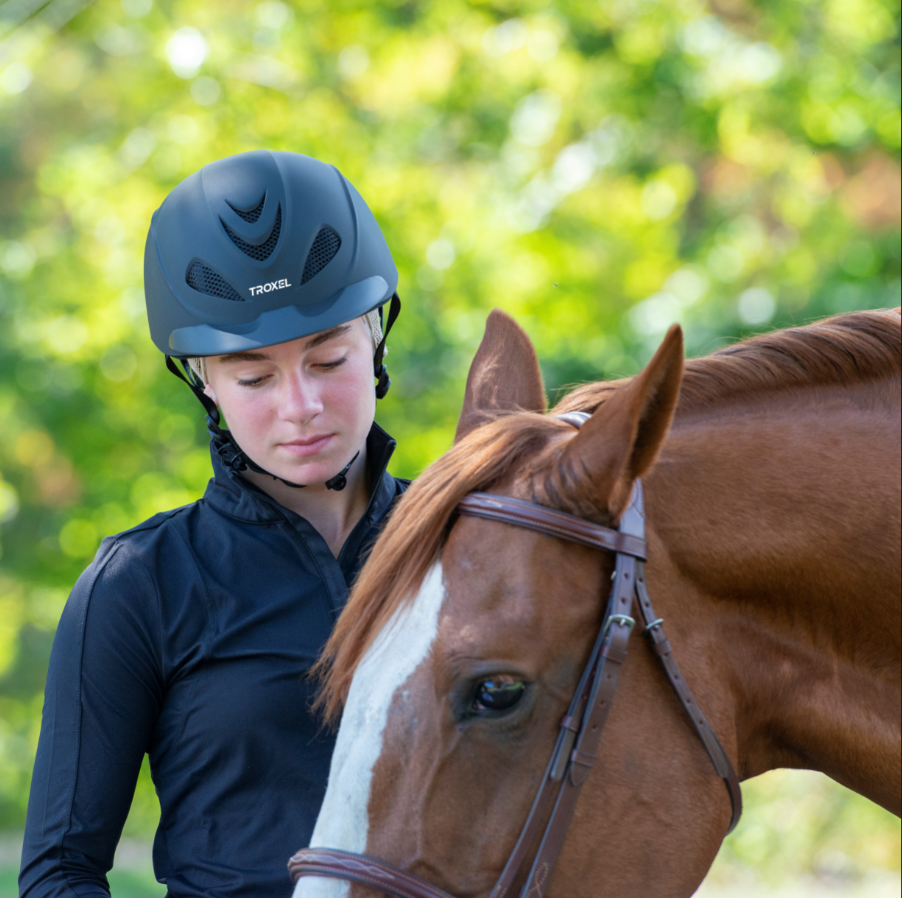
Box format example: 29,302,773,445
144,149,401,490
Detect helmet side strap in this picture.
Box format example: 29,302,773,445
374,292,402,399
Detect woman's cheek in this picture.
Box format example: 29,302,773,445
229,390,276,441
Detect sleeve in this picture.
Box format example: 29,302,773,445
19,539,164,898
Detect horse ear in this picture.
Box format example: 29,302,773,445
455,309,546,442
553,324,684,518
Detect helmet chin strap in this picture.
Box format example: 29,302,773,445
165,356,359,492
242,445,360,491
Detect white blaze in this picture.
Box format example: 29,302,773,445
293,563,446,898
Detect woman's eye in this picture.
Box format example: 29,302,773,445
317,357,347,370
473,677,526,714
237,376,268,388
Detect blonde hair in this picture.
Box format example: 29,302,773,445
187,309,384,385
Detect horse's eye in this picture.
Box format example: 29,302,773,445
474,677,526,713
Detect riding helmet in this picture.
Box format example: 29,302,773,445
144,149,398,358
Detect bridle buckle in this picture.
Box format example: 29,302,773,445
603,613,636,639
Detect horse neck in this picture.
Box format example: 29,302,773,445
645,376,901,813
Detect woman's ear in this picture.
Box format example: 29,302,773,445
204,382,218,405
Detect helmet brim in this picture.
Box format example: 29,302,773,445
167,275,391,358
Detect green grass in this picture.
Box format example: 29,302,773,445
105,869,166,898
0,864,165,898
0,870,16,897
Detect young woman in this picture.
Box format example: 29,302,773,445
19,150,407,897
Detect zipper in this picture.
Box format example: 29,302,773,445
337,427,396,568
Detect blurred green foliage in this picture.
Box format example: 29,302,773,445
0,0,899,885
707,771,900,891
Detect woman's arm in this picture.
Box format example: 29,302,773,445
19,539,164,897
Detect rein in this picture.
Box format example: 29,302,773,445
290,413,742,898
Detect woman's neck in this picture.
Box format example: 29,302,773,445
245,447,372,557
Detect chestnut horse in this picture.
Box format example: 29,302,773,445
295,308,901,898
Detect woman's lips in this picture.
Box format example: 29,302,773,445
278,434,334,456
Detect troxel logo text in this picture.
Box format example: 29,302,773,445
249,279,291,297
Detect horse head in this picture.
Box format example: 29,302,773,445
295,309,740,898
295,307,902,898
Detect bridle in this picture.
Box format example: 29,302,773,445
289,412,743,898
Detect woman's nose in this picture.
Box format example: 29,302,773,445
278,371,324,423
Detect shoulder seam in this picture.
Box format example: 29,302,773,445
58,542,122,846
163,522,217,667
111,542,167,685
138,518,215,748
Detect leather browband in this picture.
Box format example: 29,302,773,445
289,412,742,898
457,493,648,561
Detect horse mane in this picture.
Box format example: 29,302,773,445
316,308,901,723
556,307,901,417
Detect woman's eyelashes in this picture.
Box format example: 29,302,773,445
237,375,269,388
316,356,347,371
235,357,348,387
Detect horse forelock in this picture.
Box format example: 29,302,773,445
316,308,901,725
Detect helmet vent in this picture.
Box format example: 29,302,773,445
227,195,265,224
222,205,282,262
302,226,342,284
186,260,245,302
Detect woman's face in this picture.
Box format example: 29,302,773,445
204,319,376,486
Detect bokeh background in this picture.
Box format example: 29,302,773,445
0,0,899,895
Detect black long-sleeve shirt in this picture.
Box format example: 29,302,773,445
20,423,408,898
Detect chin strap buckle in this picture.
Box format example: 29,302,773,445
325,451,360,491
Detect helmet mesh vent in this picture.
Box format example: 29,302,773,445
186,260,244,302
302,226,342,284
222,205,282,261
227,196,265,223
